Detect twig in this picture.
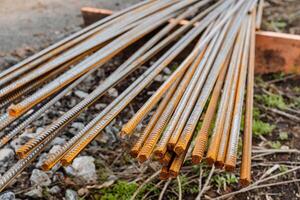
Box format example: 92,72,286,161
159,178,172,200
266,74,296,84
130,170,160,200
177,176,182,200
259,164,280,180
196,165,215,200
141,180,163,200
196,165,203,200
260,105,300,122
252,149,300,154
215,179,300,199
268,107,300,122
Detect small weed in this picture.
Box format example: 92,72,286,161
279,165,288,172
292,97,300,109
98,180,138,200
292,86,300,94
252,119,275,137
268,141,281,149
170,64,179,72
255,94,287,110
279,132,289,140
195,120,203,133
238,137,243,156
212,173,238,192
137,182,160,199
253,107,261,119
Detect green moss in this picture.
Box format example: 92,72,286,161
292,86,300,94
255,94,287,110
98,181,138,200
253,107,261,119
137,182,160,198
279,165,288,172
253,119,275,137
268,141,281,149
279,132,289,140
195,120,203,133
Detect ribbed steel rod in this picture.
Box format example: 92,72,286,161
172,19,231,155
240,8,256,186
153,47,207,159
215,21,248,168
225,12,252,172
129,81,179,158
255,0,264,30
205,0,255,165
191,55,230,164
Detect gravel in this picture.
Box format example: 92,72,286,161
65,189,79,200
30,169,51,187
0,148,14,162
0,191,15,200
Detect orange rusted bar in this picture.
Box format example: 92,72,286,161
159,151,173,166
159,166,170,180
240,8,256,187
169,149,187,178
225,14,252,172
205,24,245,165
191,55,229,164
130,81,178,158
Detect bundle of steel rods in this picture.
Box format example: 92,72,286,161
0,0,260,192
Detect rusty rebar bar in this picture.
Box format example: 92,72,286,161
191,55,230,164
215,21,248,169
225,12,252,172
130,81,179,158
240,8,256,186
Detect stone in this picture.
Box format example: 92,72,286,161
48,186,61,194
154,74,164,82
65,189,78,200
25,186,43,198
35,153,48,169
50,137,66,146
70,156,97,183
4,56,19,66
71,122,85,130
10,138,22,151
49,145,61,154
0,191,15,200
95,103,107,110
36,127,44,134
30,169,51,186
163,67,172,75
0,148,14,162
74,90,88,98
108,88,118,98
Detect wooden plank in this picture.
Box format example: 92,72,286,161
81,7,113,26
81,7,300,75
255,31,300,74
